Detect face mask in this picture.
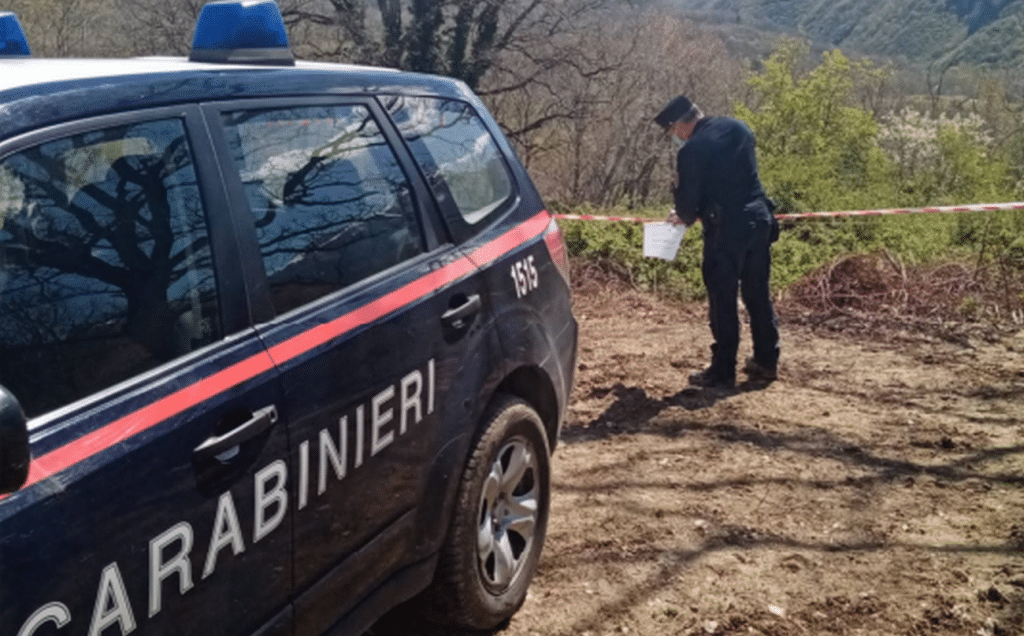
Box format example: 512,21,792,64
672,136,686,151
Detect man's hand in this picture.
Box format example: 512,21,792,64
665,210,685,226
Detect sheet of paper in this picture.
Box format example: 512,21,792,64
642,222,686,260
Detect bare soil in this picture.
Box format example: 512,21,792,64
372,276,1024,636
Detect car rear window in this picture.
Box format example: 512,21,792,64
387,96,513,227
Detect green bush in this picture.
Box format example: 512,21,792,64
559,206,705,301
561,205,1024,304
558,40,1024,313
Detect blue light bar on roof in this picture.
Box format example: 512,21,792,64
0,12,31,57
189,0,294,66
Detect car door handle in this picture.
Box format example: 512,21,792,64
441,294,481,330
194,405,279,463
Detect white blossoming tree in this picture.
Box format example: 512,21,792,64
878,108,1015,206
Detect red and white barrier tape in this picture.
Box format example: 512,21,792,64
553,201,1024,224
553,213,655,223
778,201,1024,220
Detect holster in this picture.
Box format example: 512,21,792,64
765,197,780,243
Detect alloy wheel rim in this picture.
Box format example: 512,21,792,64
476,436,539,591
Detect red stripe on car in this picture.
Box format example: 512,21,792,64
3,211,549,501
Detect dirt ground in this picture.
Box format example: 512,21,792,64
373,279,1024,636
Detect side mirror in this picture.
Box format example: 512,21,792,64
0,385,29,494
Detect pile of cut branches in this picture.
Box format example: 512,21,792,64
780,251,1023,343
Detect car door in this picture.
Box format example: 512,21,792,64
210,97,498,636
0,108,293,636
385,94,576,431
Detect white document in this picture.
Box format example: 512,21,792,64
642,221,687,260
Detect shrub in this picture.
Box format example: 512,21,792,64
561,204,1024,325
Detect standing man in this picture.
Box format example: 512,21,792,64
654,95,779,389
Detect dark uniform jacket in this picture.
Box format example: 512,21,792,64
673,116,772,229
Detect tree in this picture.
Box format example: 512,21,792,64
878,107,1016,205
739,39,1021,214
735,39,896,213
967,69,1024,197
258,0,617,91
114,0,208,56
7,0,119,56
488,13,746,208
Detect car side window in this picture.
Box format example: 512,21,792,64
387,96,513,227
222,105,424,316
0,119,222,418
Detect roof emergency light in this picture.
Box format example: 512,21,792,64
0,12,30,57
189,0,294,66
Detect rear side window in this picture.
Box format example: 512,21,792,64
222,105,424,316
0,119,221,417
388,96,513,227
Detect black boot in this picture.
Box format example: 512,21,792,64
688,366,735,389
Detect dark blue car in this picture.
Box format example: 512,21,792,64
0,3,577,635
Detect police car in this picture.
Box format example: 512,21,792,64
0,2,578,635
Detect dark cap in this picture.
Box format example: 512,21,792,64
654,95,695,129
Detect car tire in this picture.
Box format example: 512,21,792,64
423,394,551,630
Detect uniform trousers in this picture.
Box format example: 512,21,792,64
701,215,780,379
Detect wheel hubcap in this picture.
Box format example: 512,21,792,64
476,437,539,591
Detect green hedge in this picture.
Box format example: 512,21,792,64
559,205,1024,303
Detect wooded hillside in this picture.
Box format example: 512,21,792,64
671,0,1024,68
3,0,1024,213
